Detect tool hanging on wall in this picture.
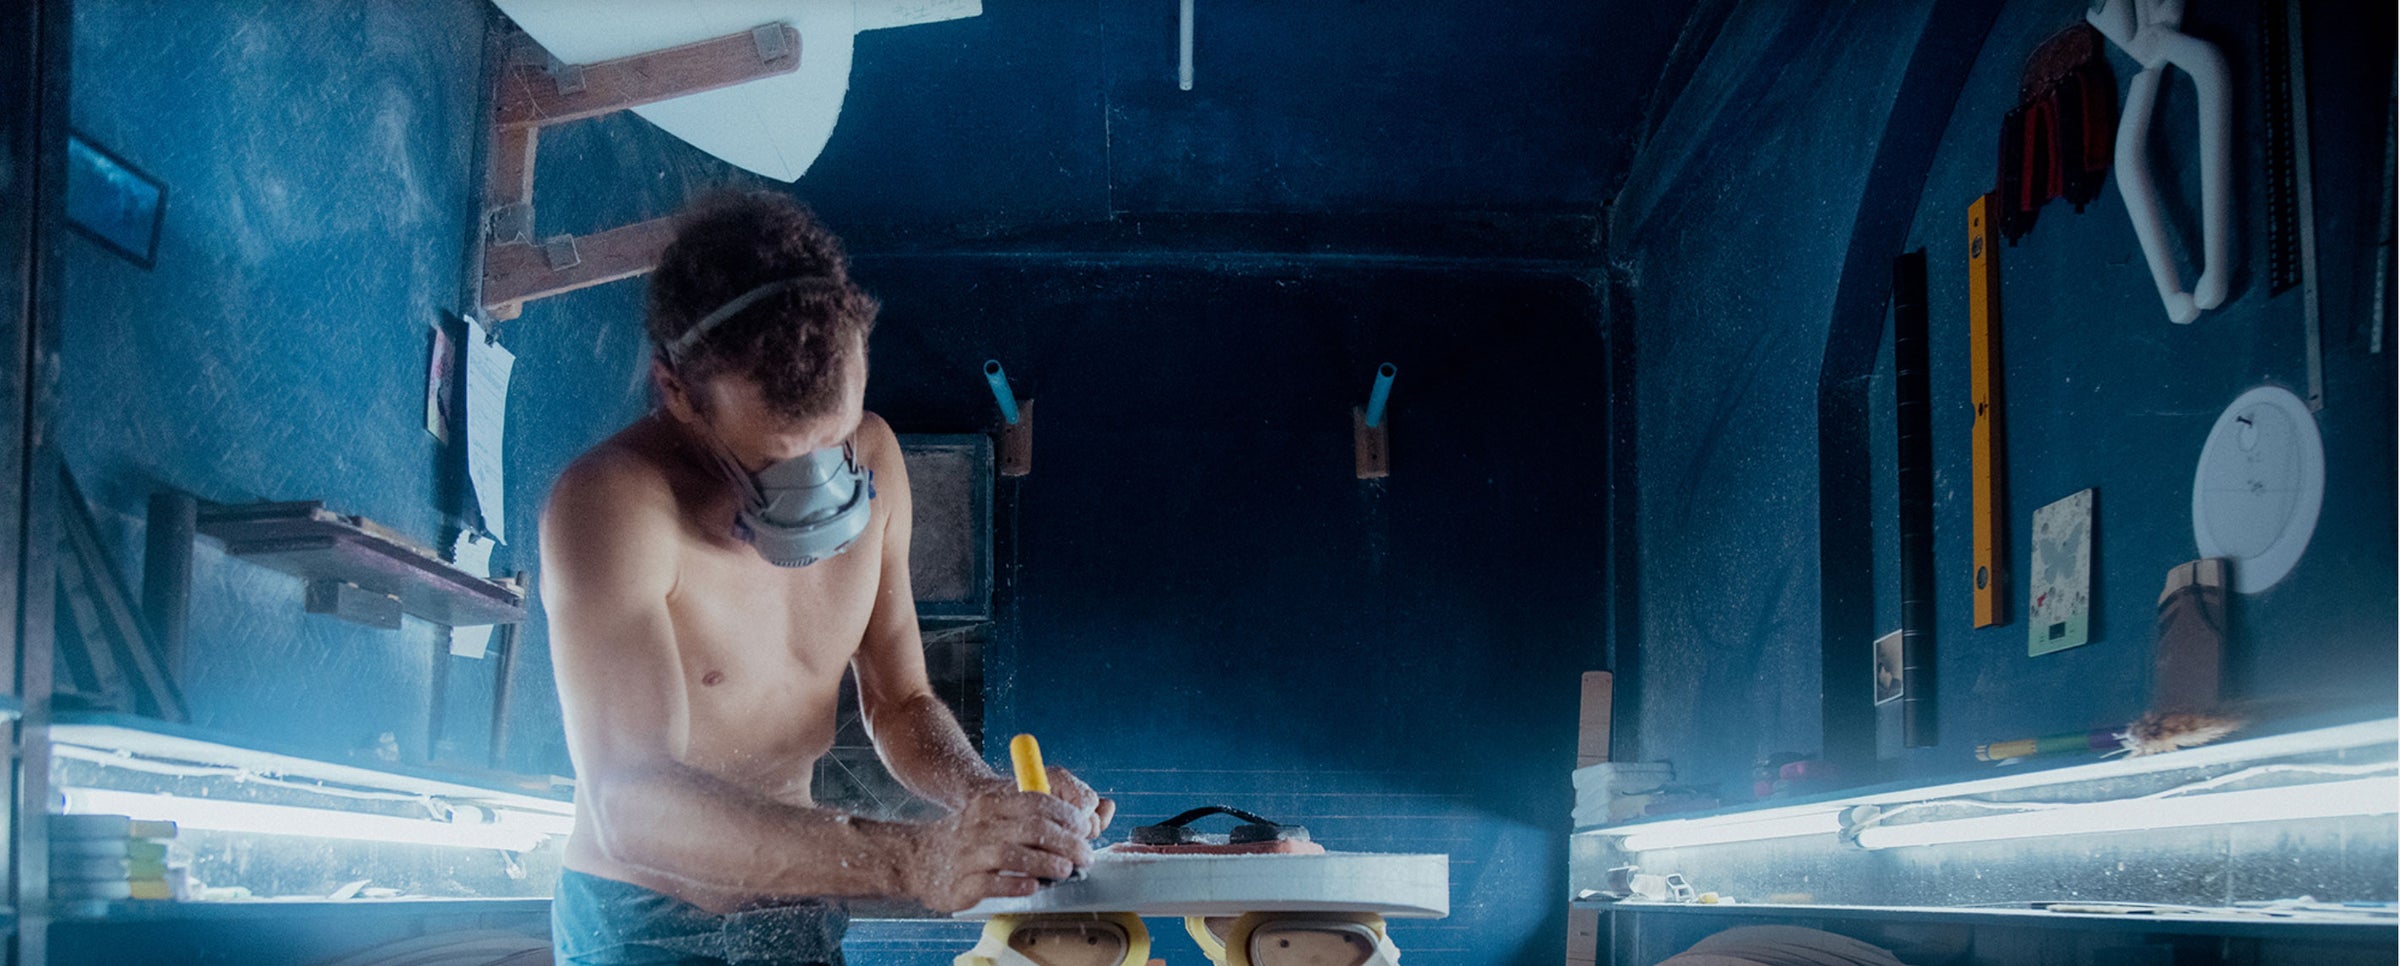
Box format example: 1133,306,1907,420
1975,557,2235,764
2260,0,2324,408
2087,0,2235,325
2371,70,2395,355
1967,195,2008,629
1352,363,1395,480
1994,23,2116,243
2191,385,2323,594
1892,252,1937,748
1976,727,2123,762
2151,557,2229,714
985,360,1033,478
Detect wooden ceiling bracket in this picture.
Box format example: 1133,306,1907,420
494,24,802,130
477,23,804,320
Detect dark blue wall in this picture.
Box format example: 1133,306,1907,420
58,0,487,767
51,2,535,963
1612,2,1940,793
1616,0,2396,801
1874,0,2398,779
796,0,1690,230
850,259,1609,963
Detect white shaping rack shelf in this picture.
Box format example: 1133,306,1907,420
43,711,574,923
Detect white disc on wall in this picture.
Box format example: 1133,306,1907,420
2191,385,2324,594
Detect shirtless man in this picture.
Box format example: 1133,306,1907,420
539,193,1111,965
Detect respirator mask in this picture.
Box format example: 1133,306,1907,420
660,279,874,568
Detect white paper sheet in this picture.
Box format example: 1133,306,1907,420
448,621,494,660
448,531,498,658
466,321,515,540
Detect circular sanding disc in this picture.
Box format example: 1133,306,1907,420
2191,385,2324,594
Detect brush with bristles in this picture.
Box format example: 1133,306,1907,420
2110,711,2245,758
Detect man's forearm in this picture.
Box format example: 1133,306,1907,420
869,692,1004,810
586,757,924,899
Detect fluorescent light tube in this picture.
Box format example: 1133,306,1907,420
491,807,576,838
1619,810,1845,851
1854,777,2398,850
62,788,554,852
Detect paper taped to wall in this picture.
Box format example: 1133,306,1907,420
467,321,515,539
449,532,499,658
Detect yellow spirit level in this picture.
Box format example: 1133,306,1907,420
1968,193,2008,628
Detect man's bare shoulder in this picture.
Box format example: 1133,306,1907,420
544,421,684,537
852,411,905,477
539,421,692,612
856,410,897,454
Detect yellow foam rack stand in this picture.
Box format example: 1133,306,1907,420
956,912,1150,966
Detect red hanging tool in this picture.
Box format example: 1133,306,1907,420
1996,23,2117,244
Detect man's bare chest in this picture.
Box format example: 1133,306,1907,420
657,530,884,788
666,531,883,682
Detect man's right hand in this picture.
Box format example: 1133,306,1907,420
901,785,1094,913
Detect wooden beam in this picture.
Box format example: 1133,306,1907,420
495,24,801,130
486,125,536,213
483,216,677,313
483,125,538,250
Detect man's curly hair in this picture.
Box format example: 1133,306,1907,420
646,192,879,421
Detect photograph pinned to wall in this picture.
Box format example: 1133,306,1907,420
1874,629,1903,705
2029,488,2096,656
63,133,166,269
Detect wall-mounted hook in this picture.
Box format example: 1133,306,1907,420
1353,363,1395,479
2088,0,2233,324
983,359,1020,426
1364,363,1395,428
985,359,1033,477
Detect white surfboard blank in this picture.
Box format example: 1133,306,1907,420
491,1,981,182
957,851,1452,921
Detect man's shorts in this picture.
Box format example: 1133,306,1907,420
551,868,848,965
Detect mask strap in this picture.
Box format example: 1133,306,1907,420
659,278,827,367
679,416,766,510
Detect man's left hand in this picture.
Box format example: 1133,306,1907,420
1042,766,1115,841
969,766,1114,840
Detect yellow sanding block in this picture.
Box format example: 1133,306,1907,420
1011,734,1050,795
